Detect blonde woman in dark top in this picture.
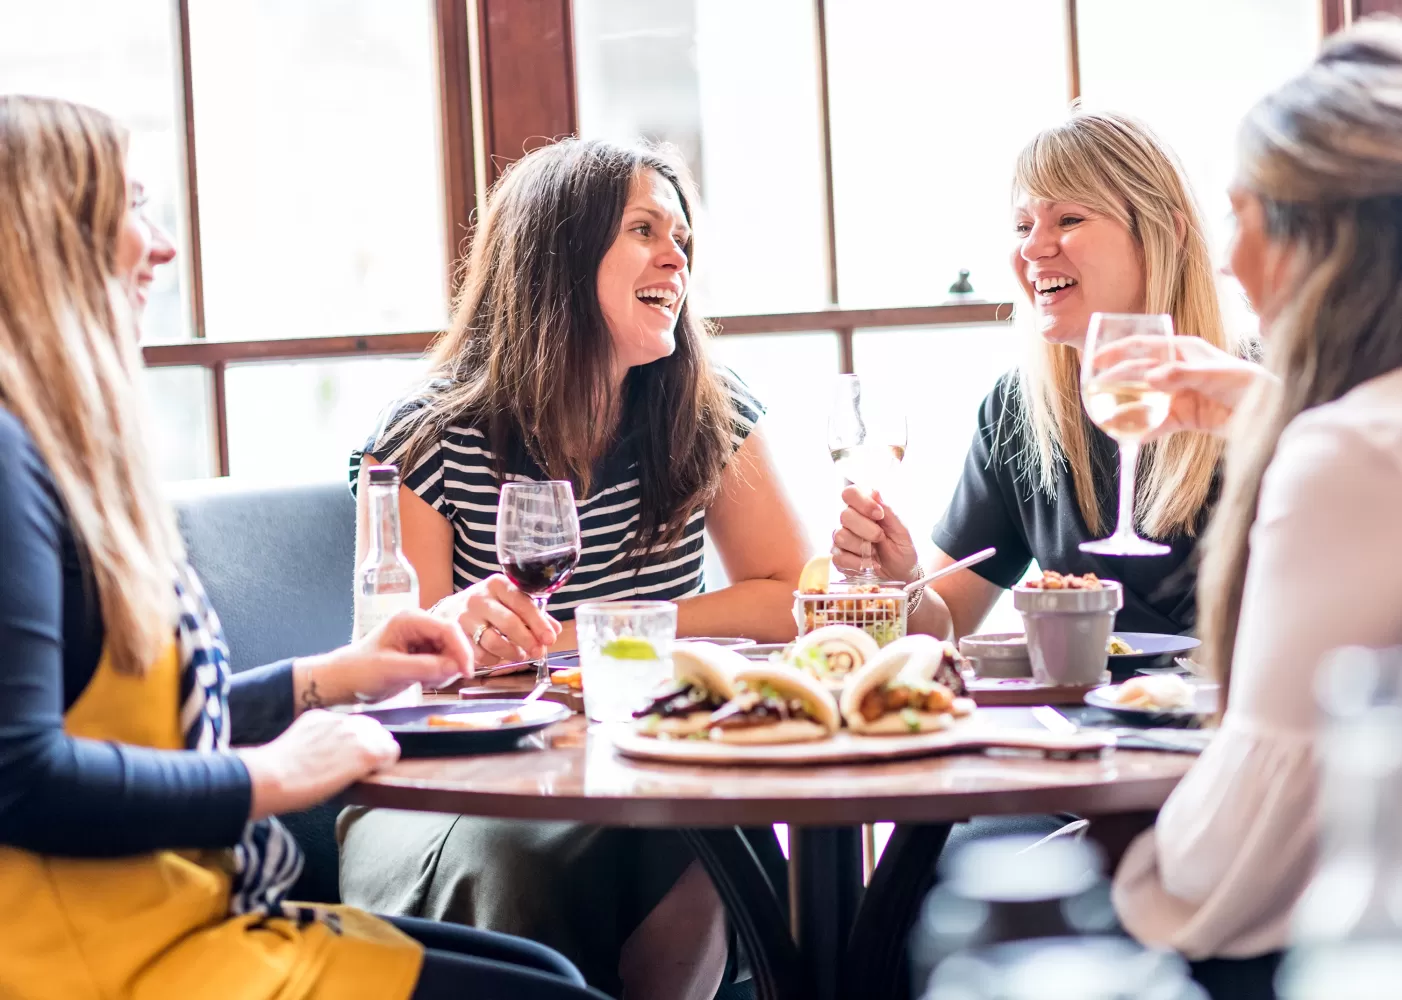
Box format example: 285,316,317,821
833,111,1243,639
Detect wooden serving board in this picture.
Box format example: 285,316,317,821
608,719,1114,767
964,673,1110,707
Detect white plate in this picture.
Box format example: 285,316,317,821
608,719,1113,766
1084,682,1219,725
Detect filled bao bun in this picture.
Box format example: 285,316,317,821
840,635,975,735
632,642,744,738
706,664,841,745
787,624,881,688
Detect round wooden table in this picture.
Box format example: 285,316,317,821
347,708,1193,1000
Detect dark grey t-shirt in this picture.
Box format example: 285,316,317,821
931,374,1210,635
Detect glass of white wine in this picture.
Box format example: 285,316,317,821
828,374,908,582
1079,312,1175,557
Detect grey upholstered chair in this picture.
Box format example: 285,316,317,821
167,478,358,904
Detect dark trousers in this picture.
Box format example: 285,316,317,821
391,916,614,1000
1189,953,1283,1000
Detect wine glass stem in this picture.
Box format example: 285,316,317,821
533,595,551,685
859,542,878,580
1113,439,1141,540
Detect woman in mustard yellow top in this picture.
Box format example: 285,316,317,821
0,95,610,1000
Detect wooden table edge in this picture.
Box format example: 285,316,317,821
343,769,1187,827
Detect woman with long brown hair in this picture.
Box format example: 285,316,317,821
1112,18,1402,995
339,138,809,998
0,94,612,1000
832,110,1239,641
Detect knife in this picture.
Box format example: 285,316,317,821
1033,704,1209,753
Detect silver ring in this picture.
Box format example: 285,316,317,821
472,623,489,646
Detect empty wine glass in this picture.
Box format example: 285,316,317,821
828,374,908,582
1079,312,1175,557
496,481,582,684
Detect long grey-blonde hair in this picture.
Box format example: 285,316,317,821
1012,111,1239,538
0,95,182,676
1199,18,1402,703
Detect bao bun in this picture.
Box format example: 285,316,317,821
637,642,743,737
671,642,745,697
709,664,841,744
790,622,874,670
840,634,966,735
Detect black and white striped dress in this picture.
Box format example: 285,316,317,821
350,371,763,621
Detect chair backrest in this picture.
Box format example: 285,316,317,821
168,478,357,905
168,479,357,670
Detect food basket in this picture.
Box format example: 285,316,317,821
793,588,908,647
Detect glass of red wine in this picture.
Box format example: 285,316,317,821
496,480,582,684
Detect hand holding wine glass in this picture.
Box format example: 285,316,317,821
1079,312,1175,556
496,481,582,684
828,375,908,582
1136,336,1275,438
832,485,921,584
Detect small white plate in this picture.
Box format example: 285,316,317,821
1084,682,1219,725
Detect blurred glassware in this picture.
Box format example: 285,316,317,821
922,937,1207,1000
910,834,1118,995
1277,646,1402,1000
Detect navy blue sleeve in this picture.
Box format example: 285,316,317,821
0,411,253,857
229,659,296,745
930,376,1034,589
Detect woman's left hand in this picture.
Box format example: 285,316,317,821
294,609,474,709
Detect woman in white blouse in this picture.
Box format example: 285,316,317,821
1110,19,1402,995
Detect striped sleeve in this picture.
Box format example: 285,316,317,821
719,366,765,455
347,397,454,519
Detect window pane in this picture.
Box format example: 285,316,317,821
574,0,830,315
225,357,428,482
705,333,840,586
827,0,1069,308
1078,0,1319,336
854,323,1025,632
0,0,190,343
141,366,215,481
188,0,448,340
852,324,1020,553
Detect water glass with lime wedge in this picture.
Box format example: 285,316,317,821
575,602,677,723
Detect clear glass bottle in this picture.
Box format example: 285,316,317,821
1277,646,1402,999
354,464,420,640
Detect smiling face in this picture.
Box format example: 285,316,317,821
114,178,177,315
1011,194,1146,350
596,168,691,377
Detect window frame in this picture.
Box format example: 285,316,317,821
142,0,1351,477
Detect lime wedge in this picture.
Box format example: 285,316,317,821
600,636,660,660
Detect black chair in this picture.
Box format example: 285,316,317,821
168,478,357,904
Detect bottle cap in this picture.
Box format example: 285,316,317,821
367,464,401,486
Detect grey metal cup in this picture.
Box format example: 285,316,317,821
1013,583,1124,687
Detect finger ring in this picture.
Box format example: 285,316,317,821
472,623,489,645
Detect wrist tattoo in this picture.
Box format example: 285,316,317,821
301,674,327,711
